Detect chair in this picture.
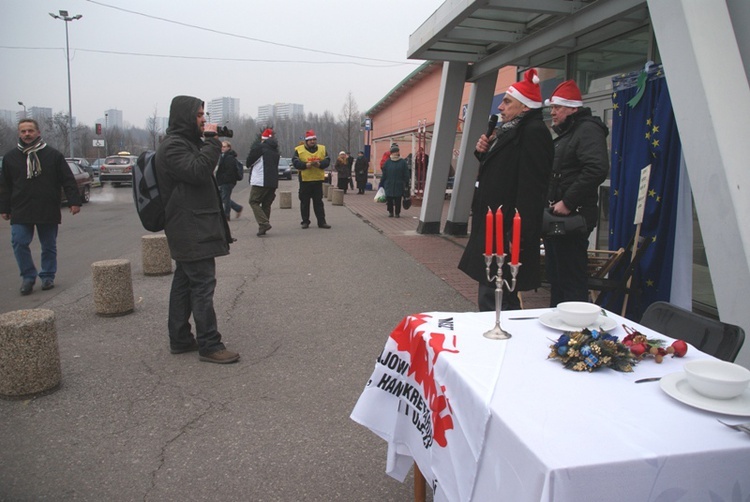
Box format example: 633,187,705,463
589,236,652,313
587,247,626,302
640,301,746,362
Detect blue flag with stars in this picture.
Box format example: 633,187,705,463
609,65,682,318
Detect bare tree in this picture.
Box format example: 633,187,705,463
145,107,161,150
45,112,71,155
338,92,362,155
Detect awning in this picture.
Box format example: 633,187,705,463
408,0,649,81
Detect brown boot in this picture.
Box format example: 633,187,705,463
199,349,240,364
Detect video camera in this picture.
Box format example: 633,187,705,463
217,126,234,138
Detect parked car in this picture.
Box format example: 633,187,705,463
63,160,92,204
278,157,293,180
66,157,95,180
100,152,138,186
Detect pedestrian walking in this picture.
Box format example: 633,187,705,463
246,128,280,236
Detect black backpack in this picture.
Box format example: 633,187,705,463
132,151,165,232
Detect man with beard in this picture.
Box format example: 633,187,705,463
0,119,81,295
156,95,239,364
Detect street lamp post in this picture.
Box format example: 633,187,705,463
49,9,82,158
17,101,26,120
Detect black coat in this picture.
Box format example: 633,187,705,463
0,143,81,224
458,108,554,291
547,108,609,230
354,156,369,183
155,96,232,262
215,150,241,186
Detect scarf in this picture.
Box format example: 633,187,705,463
499,110,527,132
19,137,47,179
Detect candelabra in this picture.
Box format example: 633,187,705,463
483,253,521,340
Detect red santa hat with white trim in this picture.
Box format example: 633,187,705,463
505,68,543,109
261,128,274,139
305,129,317,140
544,80,583,108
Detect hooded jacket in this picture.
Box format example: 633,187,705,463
246,136,280,188
155,95,232,262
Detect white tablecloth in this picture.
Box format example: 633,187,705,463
350,309,750,502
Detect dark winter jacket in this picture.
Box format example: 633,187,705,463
547,107,609,230
246,137,280,188
458,108,554,291
155,95,232,262
0,141,81,224
380,155,409,197
335,157,351,179
215,150,241,186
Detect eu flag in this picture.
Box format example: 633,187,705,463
609,64,682,319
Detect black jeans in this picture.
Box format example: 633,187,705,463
168,258,226,355
544,232,591,307
299,181,326,225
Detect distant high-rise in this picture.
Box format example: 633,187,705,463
0,110,14,124
104,109,123,129
257,103,304,123
27,107,53,124
207,97,240,125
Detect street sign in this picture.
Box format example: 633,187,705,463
93,139,104,147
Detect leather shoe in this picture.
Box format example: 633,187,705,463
257,223,272,236
199,349,240,364
20,280,34,296
41,279,55,291
301,222,310,229
318,223,331,229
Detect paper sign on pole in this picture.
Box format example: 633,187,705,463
633,164,651,225
93,139,104,147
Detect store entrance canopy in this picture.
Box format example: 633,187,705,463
408,0,649,81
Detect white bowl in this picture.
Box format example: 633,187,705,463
556,302,600,328
683,360,750,400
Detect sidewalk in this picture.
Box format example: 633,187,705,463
342,187,551,309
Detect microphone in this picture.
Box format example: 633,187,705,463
486,114,499,138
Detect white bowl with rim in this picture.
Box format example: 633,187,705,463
556,302,600,328
683,360,750,400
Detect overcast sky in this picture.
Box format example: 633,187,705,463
2,0,444,129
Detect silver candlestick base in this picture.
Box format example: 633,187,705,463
483,253,521,340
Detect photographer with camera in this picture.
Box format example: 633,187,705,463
155,95,239,364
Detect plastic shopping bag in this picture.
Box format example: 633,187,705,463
374,187,386,203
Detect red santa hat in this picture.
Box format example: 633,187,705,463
544,80,583,108
261,128,273,140
505,68,543,109
305,129,317,140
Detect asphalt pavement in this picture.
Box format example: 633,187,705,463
1,181,551,501
0,181,503,501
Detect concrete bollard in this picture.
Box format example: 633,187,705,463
0,309,61,399
141,234,172,276
327,185,334,201
332,189,345,206
323,184,330,198
279,191,292,209
92,259,135,317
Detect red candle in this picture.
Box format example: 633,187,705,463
495,206,504,256
485,208,493,256
511,209,521,265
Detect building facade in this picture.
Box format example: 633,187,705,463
207,97,240,125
